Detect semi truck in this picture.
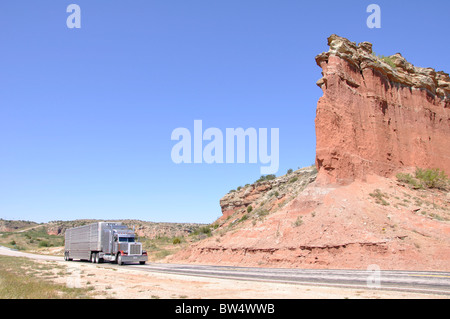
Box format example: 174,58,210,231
64,222,148,265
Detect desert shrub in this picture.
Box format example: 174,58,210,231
415,168,448,190
269,191,279,197
172,237,181,245
287,168,293,175
255,174,276,183
192,226,212,236
293,216,303,227
396,173,413,184
256,209,269,218
381,56,396,68
38,240,49,247
373,52,396,68
396,168,449,190
396,173,423,189
239,215,248,223
255,176,264,183
369,189,390,206
247,205,253,213
289,177,298,183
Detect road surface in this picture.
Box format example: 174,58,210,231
1,246,449,296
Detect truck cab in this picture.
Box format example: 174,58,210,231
102,224,147,265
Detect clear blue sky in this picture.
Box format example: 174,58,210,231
1,1,449,223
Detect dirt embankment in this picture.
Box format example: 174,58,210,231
169,175,450,271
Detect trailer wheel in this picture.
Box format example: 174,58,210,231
91,253,96,263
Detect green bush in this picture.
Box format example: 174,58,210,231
255,174,277,183
396,173,413,184
247,205,253,213
255,175,266,183
287,168,293,175
289,177,298,183
396,173,422,189
38,240,49,247
256,209,269,218
396,168,449,190
239,215,248,223
192,226,212,236
369,189,390,206
172,238,181,245
415,168,448,190
373,52,396,69
381,56,396,68
293,216,303,227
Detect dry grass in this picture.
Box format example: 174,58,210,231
0,255,93,299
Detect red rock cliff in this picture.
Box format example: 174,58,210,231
315,35,450,184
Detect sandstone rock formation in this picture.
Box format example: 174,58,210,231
315,35,450,184
168,36,450,271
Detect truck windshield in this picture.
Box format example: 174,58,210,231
118,237,135,242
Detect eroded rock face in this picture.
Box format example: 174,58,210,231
219,167,317,220
315,35,450,184
168,36,450,271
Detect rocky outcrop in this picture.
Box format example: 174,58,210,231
220,167,317,220
315,35,450,184
168,36,450,271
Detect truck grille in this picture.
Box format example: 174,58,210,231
129,244,141,255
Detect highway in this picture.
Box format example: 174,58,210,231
132,263,450,296
1,246,449,296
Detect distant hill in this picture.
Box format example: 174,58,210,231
1,218,205,239
0,219,39,232
0,218,208,261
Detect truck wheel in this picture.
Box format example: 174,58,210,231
94,253,99,263
91,253,96,263
139,261,146,265
117,254,123,265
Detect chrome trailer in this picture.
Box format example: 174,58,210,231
64,222,148,265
